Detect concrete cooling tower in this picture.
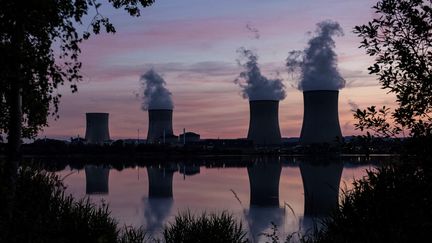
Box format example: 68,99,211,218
300,91,342,145
247,100,281,146
85,165,110,195
85,113,110,144
147,166,176,198
247,158,282,207
147,109,174,143
299,160,343,217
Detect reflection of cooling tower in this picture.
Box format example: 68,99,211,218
248,159,282,206
300,91,342,145
85,113,110,144
247,207,285,241
143,198,173,234
147,109,174,143
147,167,175,198
300,161,343,217
85,165,110,195
247,100,281,146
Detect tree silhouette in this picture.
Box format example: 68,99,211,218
0,0,154,214
353,0,432,140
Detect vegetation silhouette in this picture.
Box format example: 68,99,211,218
0,0,155,222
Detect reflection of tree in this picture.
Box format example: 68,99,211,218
85,165,110,195
299,159,343,229
143,198,173,234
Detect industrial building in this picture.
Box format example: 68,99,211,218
300,90,343,145
247,100,282,146
147,109,175,144
85,113,110,144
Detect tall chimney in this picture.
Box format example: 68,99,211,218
85,165,110,195
300,91,342,145
147,109,174,144
247,100,281,146
85,113,110,144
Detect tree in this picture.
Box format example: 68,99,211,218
0,0,154,215
353,0,432,140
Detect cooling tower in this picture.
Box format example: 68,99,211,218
147,109,174,143
299,160,343,217
247,100,281,146
85,165,110,195
85,113,110,144
147,167,175,198
247,158,281,207
300,91,342,145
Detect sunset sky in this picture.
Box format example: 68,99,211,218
40,0,396,140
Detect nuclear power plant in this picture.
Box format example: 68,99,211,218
85,113,110,144
247,158,281,206
147,166,176,198
300,90,342,145
147,109,175,144
85,165,110,195
247,100,281,146
299,160,343,217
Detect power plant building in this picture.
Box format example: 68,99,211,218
147,109,175,144
85,113,110,144
300,91,342,145
247,100,281,146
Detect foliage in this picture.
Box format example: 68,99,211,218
163,211,249,243
0,0,154,138
353,0,432,138
313,161,432,243
0,166,152,243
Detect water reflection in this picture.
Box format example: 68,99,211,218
85,165,110,195
143,165,177,233
53,156,379,240
299,157,343,229
247,157,285,240
147,166,177,198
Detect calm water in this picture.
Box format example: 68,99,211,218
55,156,380,242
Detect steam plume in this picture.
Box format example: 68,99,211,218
235,48,286,101
286,20,345,91
246,23,260,39
140,69,173,110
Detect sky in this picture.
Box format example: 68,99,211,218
39,0,395,140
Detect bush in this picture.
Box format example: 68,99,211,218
0,167,148,243
163,211,248,243
314,161,432,243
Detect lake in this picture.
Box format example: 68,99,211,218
54,156,383,242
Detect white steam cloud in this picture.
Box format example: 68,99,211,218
286,20,345,91
235,48,286,101
140,69,173,110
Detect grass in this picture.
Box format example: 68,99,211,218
163,211,249,243
2,159,431,243
312,161,432,243
0,167,151,243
